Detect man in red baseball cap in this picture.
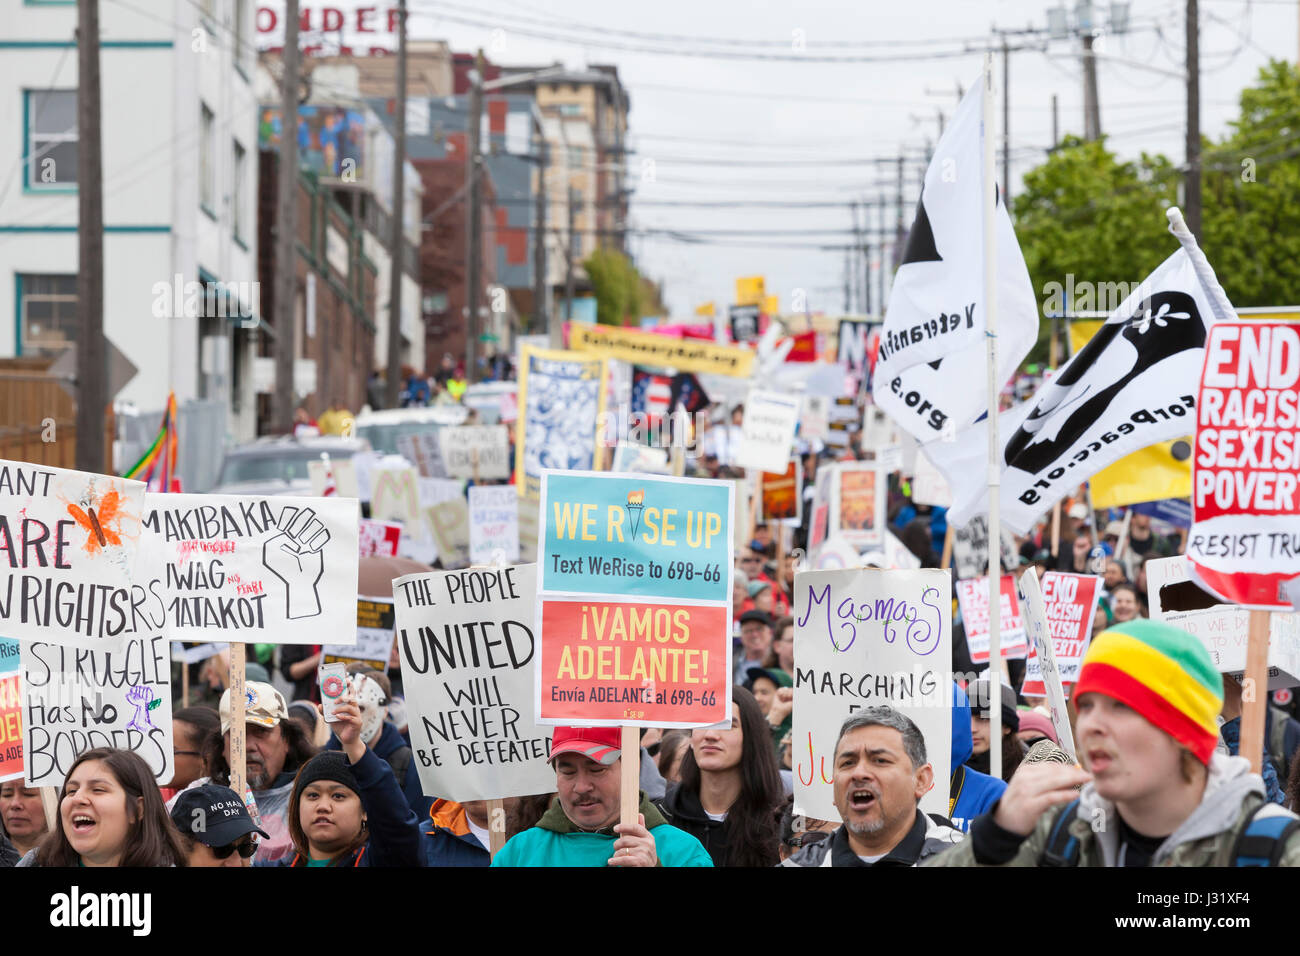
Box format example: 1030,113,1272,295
491,726,712,867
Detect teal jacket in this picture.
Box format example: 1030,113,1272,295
491,792,713,868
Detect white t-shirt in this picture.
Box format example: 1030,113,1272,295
467,818,492,851
855,852,888,864
705,810,727,823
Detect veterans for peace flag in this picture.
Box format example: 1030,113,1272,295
871,80,1038,443
929,207,1237,535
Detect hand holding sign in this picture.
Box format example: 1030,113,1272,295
608,814,658,868
262,506,331,619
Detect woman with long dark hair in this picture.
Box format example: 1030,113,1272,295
660,686,784,867
18,748,188,867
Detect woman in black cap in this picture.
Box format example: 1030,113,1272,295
170,783,269,867
274,684,421,867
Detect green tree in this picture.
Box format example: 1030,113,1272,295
584,247,649,325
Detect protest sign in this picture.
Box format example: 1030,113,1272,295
358,518,402,558
736,390,801,474
761,459,803,525
956,574,1028,661
952,515,1021,581
322,597,396,670
0,460,147,648
1148,555,1300,689
371,466,421,527
911,448,954,508
1019,571,1102,693
396,432,446,479
515,346,608,498
1189,322,1300,610
829,463,884,547
1,639,21,782
729,304,761,344
610,444,670,475
21,635,173,788
567,323,754,377
169,642,228,664
1016,570,1078,759
518,497,540,564
428,499,471,568
394,564,555,802
792,567,950,822
469,485,520,565
139,493,360,645
536,471,733,728
837,319,872,374
812,535,863,571
308,458,358,498
800,396,829,441
440,425,511,481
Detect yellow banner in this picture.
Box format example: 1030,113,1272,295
514,346,609,499
694,301,716,317
762,294,779,316
568,323,755,377
735,276,765,307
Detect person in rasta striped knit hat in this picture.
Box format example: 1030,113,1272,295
926,620,1300,867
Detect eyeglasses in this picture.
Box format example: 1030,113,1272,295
174,750,203,758
211,838,258,860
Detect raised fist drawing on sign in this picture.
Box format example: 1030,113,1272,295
262,506,331,619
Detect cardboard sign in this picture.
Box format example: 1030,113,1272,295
1148,555,1300,689
468,485,520,565
735,390,801,475
0,460,147,648
394,564,555,802
358,518,402,558
0,639,21,782
307,458,358,498
761,459,803,525
439,425,511,481
1190,322,1300,610
139,493,360,645
21,636,174,788
515,346,608,498
792,567,951,822
956,574,1028,661
829,463,885,547
322,597,397,671
952,515,1021,582
371,466,422,527
396,432,447,479
427,499,471,569
1019,571,1102,694
535,470,734,728
1018,573,1084,762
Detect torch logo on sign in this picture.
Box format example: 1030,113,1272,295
627,489,646,538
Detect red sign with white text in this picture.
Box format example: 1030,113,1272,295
957,574,1027,661
1190,323,1300,610
1021,571,1103,695
0,672,22,782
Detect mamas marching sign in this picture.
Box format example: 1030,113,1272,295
139,493,360,645
1019,571,1102,694
1189,323,1300,610
792,567,950,822
394,564,554,801
439,426,511,481
829,463,885,547
955,574,1028,661
21,636,173,788
1016,571,1078,759
322,597,397,671
468,485,520,565
1,639,21,782
0,460,147,648
736,390,801,473
515,347,608,498
536,471,734,728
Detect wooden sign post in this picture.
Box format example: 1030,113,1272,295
228,642,248,805
620,725,640,828
40,786,59,834
1241,609,1272,775
486,797,507,858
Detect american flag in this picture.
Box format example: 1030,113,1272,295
631,366,673,429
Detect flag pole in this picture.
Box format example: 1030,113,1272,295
982,53,1003,781
1166,207,1236,322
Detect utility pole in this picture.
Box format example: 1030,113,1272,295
75,0,105,472
1185,0,1202,240
862,200,873,316
1082,32,1102,141
843,247,851,315
464,50,484,384
384,0,408,407
1051,93,1059,149
272,0,300,432
532,126,547,336
563,186,578,325
1002,34,1011,202
894,155,904,270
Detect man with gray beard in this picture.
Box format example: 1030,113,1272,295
782,707,962,867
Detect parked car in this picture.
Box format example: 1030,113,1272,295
209,435,371,497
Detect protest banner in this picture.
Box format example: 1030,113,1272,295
1016,570,1078,759
735,275,765,307
358,518,402,558
515,346,609,498
395,432,446,479
535,470,733,729
829,463,885,547
440,425,511,481
956,574,1028,661
1,638,21,782
322,597,397,671
0,460,147,648
1019,571,1102,694
728,304,761,344
394,564,555,802
428,499,471,569
792,567,951,822
371,466,421,527
952,515,1021,581
761,459,803,525
308,458,358,498
567,322,755,377
469,485,520,565
736,390,801,474
1148,555,1300,689
21,635,173,788
139,493,360,645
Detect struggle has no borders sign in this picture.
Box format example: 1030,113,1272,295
535,471,734,728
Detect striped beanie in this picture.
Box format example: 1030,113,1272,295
1073,619,1223,765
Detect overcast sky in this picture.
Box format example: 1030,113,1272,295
307,0,1299,319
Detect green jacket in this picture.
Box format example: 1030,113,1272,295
491,792,714,868
923,753,1300,867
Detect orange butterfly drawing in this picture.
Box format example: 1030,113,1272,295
67,488,126,555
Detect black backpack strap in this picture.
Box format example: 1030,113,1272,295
1231,803,1300,867
1039,798,1082,867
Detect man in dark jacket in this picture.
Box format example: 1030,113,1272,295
418,798,494,867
